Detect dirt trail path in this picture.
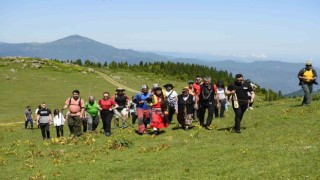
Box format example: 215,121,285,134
0,70,139,126
0,122,23,126
95,71,139,94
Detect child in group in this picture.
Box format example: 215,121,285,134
53,109,65,137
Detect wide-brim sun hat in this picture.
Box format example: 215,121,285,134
116,87,125,91
182,87,189,92
154,87,162,91
163,83,174,89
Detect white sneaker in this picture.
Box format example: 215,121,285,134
249,107,254,110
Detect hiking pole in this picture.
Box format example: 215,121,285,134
112,109,134,129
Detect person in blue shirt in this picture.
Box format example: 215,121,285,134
133,85,152,135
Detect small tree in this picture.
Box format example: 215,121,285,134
75,59,82,66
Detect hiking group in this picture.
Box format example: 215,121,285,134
25,61,317,139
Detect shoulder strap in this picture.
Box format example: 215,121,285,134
69,97,82,108
68,97,72,106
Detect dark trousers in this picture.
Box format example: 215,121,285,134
55,125,64,137
130,112,138,124
39,123,50,139
25,118,34,129
67,116,82,136
233,103,248,131
215,99,226,117
100,110,114,133
198,101,215,127
82,119,87,133
168,108,175,123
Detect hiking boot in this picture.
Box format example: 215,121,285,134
235,130,241,133
105,132,112,137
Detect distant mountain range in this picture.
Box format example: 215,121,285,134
0,35,166,64
0,35,319,94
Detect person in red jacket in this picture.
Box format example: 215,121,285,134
98,92,119,136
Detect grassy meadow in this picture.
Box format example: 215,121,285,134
0,58,319,179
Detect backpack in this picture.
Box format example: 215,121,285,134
68,97,82,108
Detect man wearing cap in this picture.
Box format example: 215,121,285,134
163,83,178,124
133,85,152,135
298,61,318,106
113,88,130,128
177,87,196,130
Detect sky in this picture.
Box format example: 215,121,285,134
0,0,319,65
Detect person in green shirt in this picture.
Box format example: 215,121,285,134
84,96,102,132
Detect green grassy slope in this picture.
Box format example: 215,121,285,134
0,58,188,123
0,58,319,179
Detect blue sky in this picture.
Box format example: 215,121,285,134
0,0,319,64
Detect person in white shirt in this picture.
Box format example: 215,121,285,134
163,83,178,124
245,79,257,110
53,109,65,137
215,80,228,118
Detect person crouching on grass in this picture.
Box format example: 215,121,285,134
36,102,53,140
226,74,255,133
146,85,169,135
53,109,65,137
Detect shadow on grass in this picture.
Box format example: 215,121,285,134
217,126,247,132
171,125,196,131
134,130,167,136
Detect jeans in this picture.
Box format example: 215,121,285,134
198,101,215,127
301,83,313,105
25,118,33,129
215,99,226,117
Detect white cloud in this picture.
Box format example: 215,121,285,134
250,53,267,59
